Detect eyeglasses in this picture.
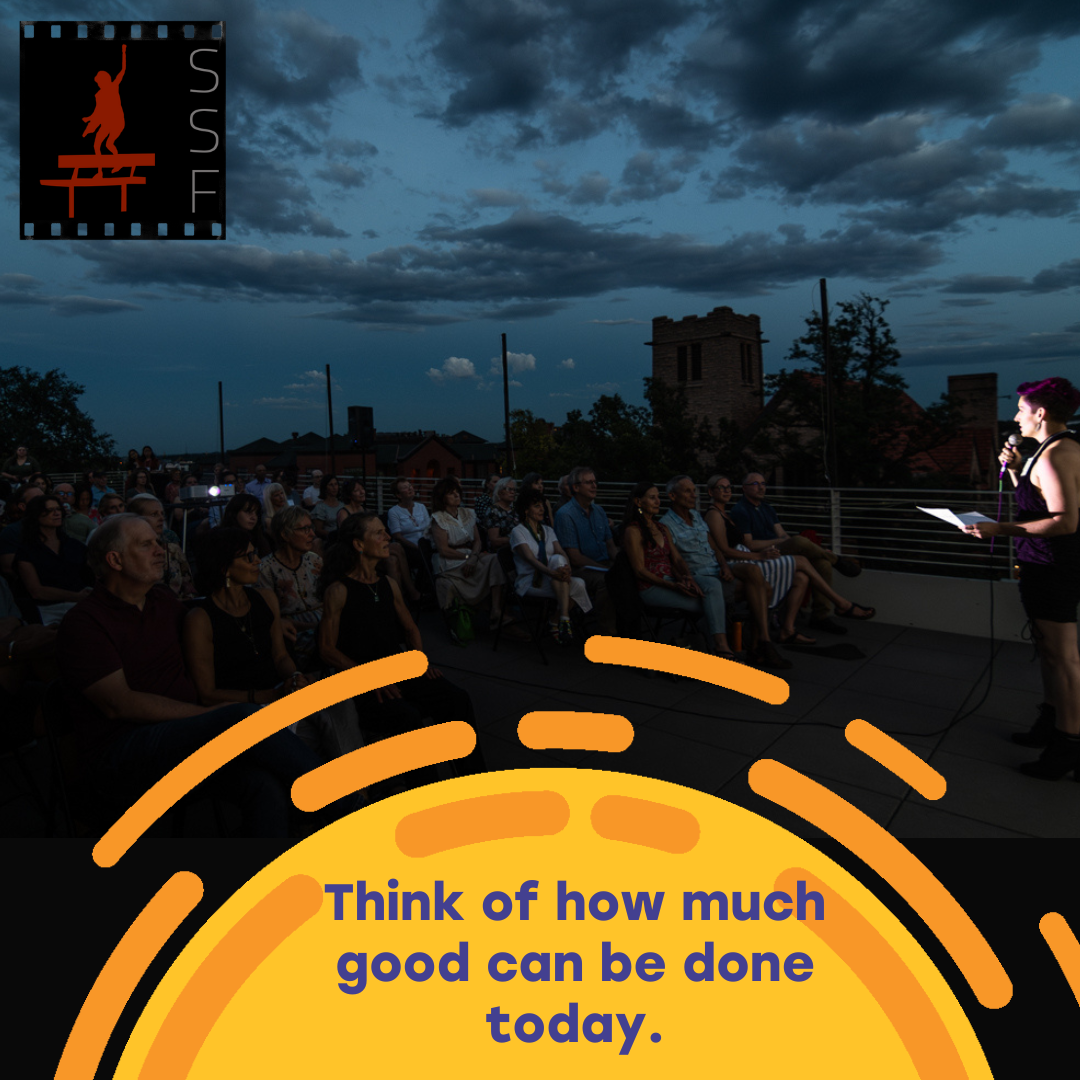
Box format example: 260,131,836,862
293,525,315,534
746,480,766,486
714,485,732,492
236,550,259,564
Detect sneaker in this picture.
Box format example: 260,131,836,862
558,619,574,646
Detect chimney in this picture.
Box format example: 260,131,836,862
948,373,997,428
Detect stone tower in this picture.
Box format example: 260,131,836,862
648,305,765,431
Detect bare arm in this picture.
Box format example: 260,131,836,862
318,582,356,672
623,526,675,590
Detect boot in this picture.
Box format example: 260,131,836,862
1018,728,1080,780
1012,702,1056,747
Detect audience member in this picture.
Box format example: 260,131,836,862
429,476,507,628
127,494,195,598
89,471,116,508
730,473,863,634
388,477,431,555
302,469,324,509
554,465,617,633
183,527,307,706
2,446,39,483
14,494,93,624
57,514,323,837
621,482,735,659
310,475,342,546
0,484,45,577
65,484,97,544
0,576,58,744
245,464,270,501
481,477,519,552
510,488,591,644
474,473,500,523
259,506,324,671
556,475,572,508
318,512,486,777
140,445,161,472
335,478,368,527
262,482,289,531
520,472,555,527
219,492,272,558
126,468,153,497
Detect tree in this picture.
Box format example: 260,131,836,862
758,294,961,486
0,366,116,471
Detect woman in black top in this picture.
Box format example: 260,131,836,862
317,512,485,775
183,528,307,707
14,494,92,624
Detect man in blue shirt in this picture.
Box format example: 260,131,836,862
729,472,860,634
555,465,617,633
244,463,270,501
89,471,116,509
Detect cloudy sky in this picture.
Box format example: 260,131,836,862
3,0,1079,456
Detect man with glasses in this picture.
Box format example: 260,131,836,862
730,472,861,634
554,465,617,633
57,514,326,837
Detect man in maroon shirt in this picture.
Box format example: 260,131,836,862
57,514,323,836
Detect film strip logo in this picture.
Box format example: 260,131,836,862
19,21,225,240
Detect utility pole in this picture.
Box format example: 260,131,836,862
820,278,839,488
326,363,337,478
501,332,515,473
217,381,225,461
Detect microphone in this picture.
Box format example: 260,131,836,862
999,433,1021,479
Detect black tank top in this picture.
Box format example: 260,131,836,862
1015,431,1080,567
199,587,279,690
337,575,404,664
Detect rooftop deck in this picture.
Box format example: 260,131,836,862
2,603,1072,840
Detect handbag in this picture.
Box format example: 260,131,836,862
449,597,474,643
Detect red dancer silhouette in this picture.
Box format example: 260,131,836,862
81,43,126,177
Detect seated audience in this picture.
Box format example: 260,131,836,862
520,472,555,527
183,527,307,707
57,514,324,837
259,506,324,671
302,469,324,509
140,445,161,473
428,476,507,628
310,475,342,546
554,465,618,633
126,468,154,497
1,576,58,743
510,488,591,644
164,467,182,505
474,473,500,523
707,474,874,642
263,482,289,532
481,477,519,552
620,482,736,659
318,512,486,776
0,484,45,577
15,494,93,625
89,471,116,509
65,484,97,544
662,475,789,669
127,494,195,598
220,492,272,557
731,472,864,634
335,478,368,527
388,477,431,555
245,464,270,501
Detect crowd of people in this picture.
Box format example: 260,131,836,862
2,373,1076,837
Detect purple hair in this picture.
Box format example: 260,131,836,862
1016,377,1080,423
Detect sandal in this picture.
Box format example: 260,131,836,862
778,630,817,646
837,602,875,620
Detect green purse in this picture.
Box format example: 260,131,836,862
449,598,474,644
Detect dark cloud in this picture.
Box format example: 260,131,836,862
68,209,943,326
940,259,1080,294
313,162,372,190
611,152,684,204
228,144,349,237
0,274,140,316
901,329,1080,368
677,0,1080,126
941,298,994,307
618,95,723,152
974,93,1080,149
422,0,698,127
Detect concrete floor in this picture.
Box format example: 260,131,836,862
2,610,1074,839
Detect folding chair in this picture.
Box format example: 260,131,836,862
491,545,551,664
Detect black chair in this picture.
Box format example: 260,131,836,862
491,545,551,664
606,549,712,649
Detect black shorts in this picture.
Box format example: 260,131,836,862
1018,561,1080,624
